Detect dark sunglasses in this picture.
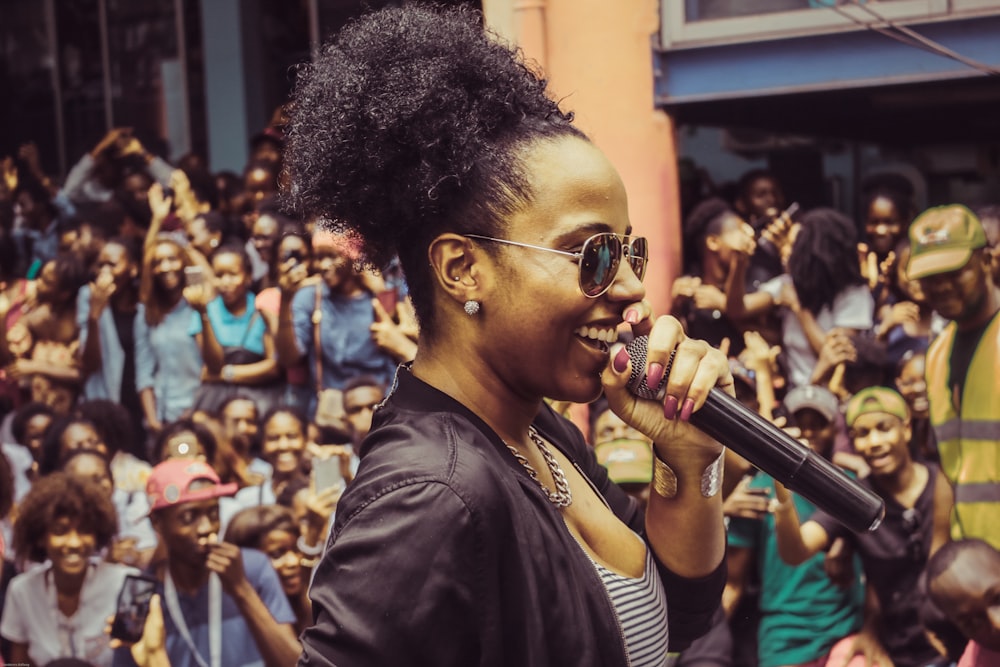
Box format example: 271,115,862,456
465,232,648,298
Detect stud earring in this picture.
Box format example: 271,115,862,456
464,300,481,316
452,276,461,281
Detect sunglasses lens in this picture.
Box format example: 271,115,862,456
628,238,648,282
580,234,621,296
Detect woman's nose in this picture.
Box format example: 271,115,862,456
608,257,645,302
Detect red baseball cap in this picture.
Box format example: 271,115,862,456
146,459,238,513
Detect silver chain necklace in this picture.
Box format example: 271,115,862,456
506,426,573,508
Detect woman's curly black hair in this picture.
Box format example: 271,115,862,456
12,471,118,564
283,4,584,332
787,207,865,315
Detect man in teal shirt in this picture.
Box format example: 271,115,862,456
725,385,864,667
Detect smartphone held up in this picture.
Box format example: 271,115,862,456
110,574,158,643
313,455,345,493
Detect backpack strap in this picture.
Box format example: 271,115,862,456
313,285,324,394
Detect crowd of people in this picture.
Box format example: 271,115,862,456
0,5,999,667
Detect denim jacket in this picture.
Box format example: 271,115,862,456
134,301,203,422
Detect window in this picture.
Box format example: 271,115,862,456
662,0,964,49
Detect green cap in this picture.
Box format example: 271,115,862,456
845,386,910,427
595,439,653,485
906,204,986,280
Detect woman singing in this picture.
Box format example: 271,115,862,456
285,6,730,666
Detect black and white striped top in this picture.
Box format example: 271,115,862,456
591,548,670,667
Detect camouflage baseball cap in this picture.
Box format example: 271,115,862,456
906,204,986,280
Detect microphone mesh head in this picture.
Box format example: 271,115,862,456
625,336,666,401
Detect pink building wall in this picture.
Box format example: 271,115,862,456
484,0,682,316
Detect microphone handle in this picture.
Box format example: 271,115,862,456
692,388,884,534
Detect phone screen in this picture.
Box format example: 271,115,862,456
110,574,158,643
313,455,345,492
183,265,205,287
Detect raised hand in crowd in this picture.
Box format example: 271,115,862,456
0,155,16,195
691,283,726,311
670,274,702,301
857,242,896,292
298,466,343,549
264,254,315,334
169,168,202,225
875,299,920,340
723,474,771,521
809,328,856,396
87,269,117,321
182,271,217,313
759,205,798,266
91,127,136,160
306,441,355,483
144,182,174,248
369,296,417,363
395,295,419,342
276,254,314,295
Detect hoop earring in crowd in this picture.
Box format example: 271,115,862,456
464,300,481,316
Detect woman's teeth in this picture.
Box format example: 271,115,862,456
575,325,616,350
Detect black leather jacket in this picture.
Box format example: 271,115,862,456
299,367,726,667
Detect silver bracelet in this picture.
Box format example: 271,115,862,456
652,449,725,499
297,535,324,557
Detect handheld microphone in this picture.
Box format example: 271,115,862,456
624,336,884,533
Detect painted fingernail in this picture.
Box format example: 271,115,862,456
624,308,640,325
663,395,678,420
680,398,695,422
646,363,664,391
613,346,630,373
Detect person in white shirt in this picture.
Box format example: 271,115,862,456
0,471,137,667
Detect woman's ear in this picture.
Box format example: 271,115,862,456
427,233,485,305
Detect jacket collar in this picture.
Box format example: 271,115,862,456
376,363,564,461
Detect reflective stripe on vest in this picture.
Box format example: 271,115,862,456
954,482,1000,504
935,419,1000,443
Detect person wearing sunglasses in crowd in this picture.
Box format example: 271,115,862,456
284,6,729,666
770,387,954,667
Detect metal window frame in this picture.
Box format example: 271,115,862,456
660,0,951,50
41,0,193,175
